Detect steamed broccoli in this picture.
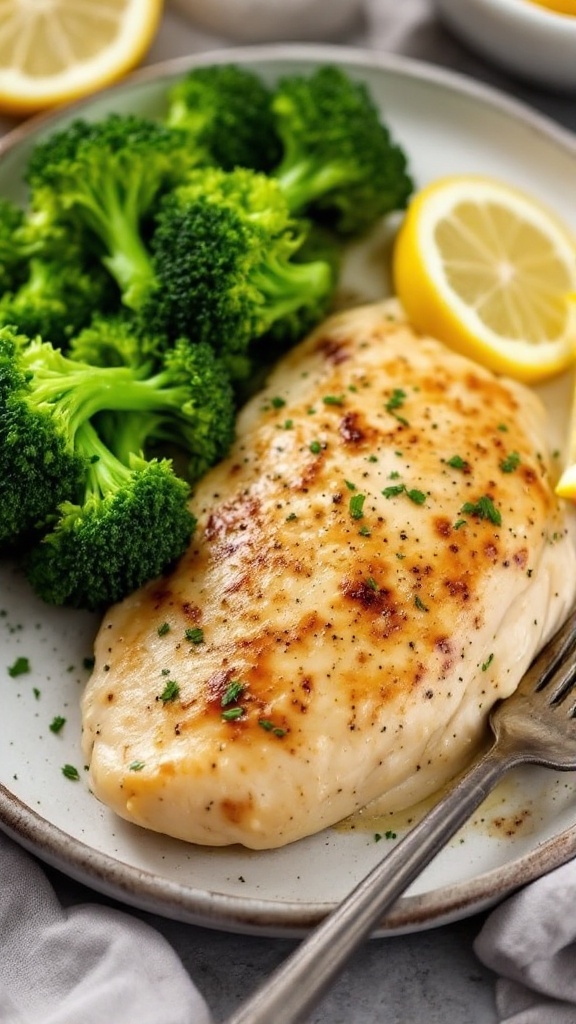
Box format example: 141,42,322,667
68,311,164,369
78,326,237,481
0,252,118,345
165,63,281,173
0,329,234,549
270,65,413,236
23,420,196,610
0,198,31,295
143,166,336,379
0,327,88,546
25,114,204,310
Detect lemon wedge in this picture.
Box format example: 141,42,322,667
0,0,163,116
392,175,576,384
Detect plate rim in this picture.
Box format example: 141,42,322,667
1,41,576,936
2,773,576,936
2,42,576,162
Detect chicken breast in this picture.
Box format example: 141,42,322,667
81,300,576,849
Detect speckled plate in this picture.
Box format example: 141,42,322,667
1,44,576,937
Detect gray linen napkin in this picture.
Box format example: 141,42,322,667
474,858,576,1024
0,831,211,1024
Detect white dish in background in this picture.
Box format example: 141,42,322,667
434,0,576,92
169,0,363,43
1,44,576,937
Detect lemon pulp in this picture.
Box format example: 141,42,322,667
0,0,163,114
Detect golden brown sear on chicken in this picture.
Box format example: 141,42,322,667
81,301,576,849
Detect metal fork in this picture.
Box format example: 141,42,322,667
225,607,576,1024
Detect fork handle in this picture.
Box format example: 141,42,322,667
225,743,518,1024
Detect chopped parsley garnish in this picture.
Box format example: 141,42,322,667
406,488,426,506
349,493,366,519
281,419,293,430
374,829,397,842
382,484,405,499
482,653,494,672
159,679,180,703
366,576,379,591
385,388,407,412
453,519,467,530
345,479,357,491
258,719,287,737
129,760,145,771
447,455,469,471
157,622,170,637
222,680,245,706
385,388,409,425
49,715,66,734
286,512,298,522
460,495,502,526
271,396,286,409
358,525,371,537
382,483,426,505
322,394,345,406
500,451,520,473
414,595,429,612
185,627,204,644
309,440,322,454
222,706,244,721
61,764,80,781
8,656,30,678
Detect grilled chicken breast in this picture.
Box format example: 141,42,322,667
81,301,576,849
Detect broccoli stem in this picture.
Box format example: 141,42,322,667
275,159,354,216
251,255,333,322
76,419,134,499
29,363,148,439
66,175,154,309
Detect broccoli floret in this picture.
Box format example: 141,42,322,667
143,167,336,379
0,328,88,545
25,114,204,310
67,315,236,480
69,311,164,369
165,64,281,173
271,65,413,237
0,330,233,548
98,336,237,481
24,420,196,610
0,252,118,345
0,198,31,295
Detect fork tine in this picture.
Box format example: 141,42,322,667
529,604,576,692
546,655,576,706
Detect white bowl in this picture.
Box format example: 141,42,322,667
434,0,576,91
170,0,363,43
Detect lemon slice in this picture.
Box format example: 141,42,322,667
528,0,576,14
392,175,576,384
0,0,163,115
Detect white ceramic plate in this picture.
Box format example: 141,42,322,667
2,44,576,938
